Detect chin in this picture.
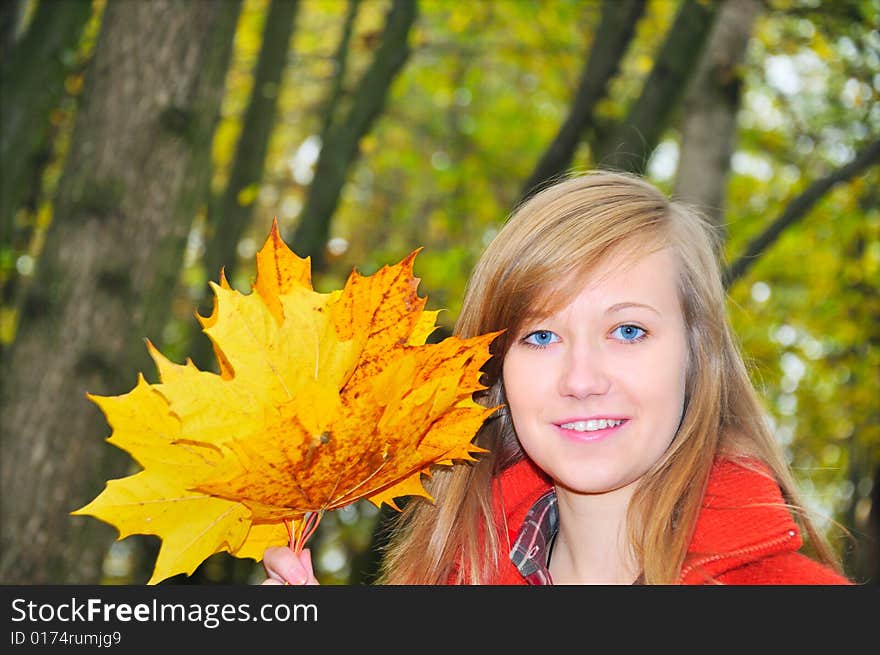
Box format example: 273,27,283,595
552,468,634,496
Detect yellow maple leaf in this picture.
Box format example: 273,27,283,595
72,219,500,584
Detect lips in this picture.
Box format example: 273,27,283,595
555,417,628,431
553,417,628,443
558,418,624,432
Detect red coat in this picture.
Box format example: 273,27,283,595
490,456,851,584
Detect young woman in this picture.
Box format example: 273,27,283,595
262,170,851,585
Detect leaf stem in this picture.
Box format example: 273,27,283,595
289,511,323,554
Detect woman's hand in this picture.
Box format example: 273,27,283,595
261,546,320,585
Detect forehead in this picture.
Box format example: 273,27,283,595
580,247,679,299
524,246,680,320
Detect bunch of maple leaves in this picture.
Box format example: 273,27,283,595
73,220,500,584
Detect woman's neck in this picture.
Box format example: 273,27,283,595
549,484,639,585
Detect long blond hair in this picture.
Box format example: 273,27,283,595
377,170,842,584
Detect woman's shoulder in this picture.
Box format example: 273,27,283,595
687,456,853,585
714,551,853,585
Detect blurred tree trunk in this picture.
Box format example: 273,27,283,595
841,381,879,585
0,0,27,61
318,0,361,146
0,0,94,251
595,0,718,174
869,463,879,584
190,0,300,372
291,0,417,274
520,0,645,201
673,0,760,237
0,0,241,584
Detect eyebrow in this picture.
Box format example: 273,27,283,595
606,302,661,317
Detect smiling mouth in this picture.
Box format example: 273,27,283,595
558,419,625,432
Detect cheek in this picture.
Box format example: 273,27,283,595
501,353,545,421
630,337,688,416
649,339,688,434
500,356,526,411
674,336,689,407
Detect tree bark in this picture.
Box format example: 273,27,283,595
673,0,761,236
319,0,361,146
191,0,300,372
724,138,880,288
291,0,417,273
0,0,242,584
869,463,879,583
0,0,94,249
520,0,645,201
596,0,719,174
0,0,27,61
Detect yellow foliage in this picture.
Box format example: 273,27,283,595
73,220,499,584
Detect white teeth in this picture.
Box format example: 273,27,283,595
560,419,623,432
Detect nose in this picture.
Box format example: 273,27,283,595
557,343,611,398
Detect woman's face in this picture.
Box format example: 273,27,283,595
502,247,689,497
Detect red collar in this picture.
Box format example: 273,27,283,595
494,456,802,583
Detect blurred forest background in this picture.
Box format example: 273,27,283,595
0,0,877,586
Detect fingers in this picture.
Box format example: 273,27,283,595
299,547,319,585
262,546,319,585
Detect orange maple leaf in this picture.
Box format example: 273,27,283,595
72,220,500,584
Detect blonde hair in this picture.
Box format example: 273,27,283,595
377,170,842,584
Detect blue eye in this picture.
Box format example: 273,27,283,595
523,330,559,347
611,324,646,342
